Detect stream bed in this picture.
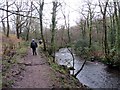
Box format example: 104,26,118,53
55,48,120,89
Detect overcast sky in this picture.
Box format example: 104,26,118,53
0,0,118,28
0,0,87,27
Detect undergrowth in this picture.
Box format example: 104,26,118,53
2,34,28,88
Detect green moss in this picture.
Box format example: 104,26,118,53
17,47,27,56
16,41,28,57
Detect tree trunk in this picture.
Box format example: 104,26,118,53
67,48,75,75
1,19,6,35
89,17,92,49
26,2,33,41
16,15,20,39
51,13,56,62
103,14,109,59
67,15,71,43
82,21,86,40
16,28,20,39
26,27,29,41
6,1,10,37
99,0,109,60
51,1,58,62
74,60,87,77
39,0,47,51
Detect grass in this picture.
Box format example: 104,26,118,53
44,52,68,75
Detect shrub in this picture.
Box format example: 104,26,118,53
17,47,27,57
74,39,89,58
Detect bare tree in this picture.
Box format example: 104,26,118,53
77,11,87,41
26,2,33,41
1,15,6,35
80,0,96,49
51,1,61,62
87,1,96,48
14,1,31,39
3,1,15,37
51,1,57,62
61,7,71,43
99,0,109,59
33,0,47,51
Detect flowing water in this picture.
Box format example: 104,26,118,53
55,48,120,89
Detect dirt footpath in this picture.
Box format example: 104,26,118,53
13,48,55,88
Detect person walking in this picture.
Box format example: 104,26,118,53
39,39,42,45
30,39,38,55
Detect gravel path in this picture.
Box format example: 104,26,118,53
13,48,55,88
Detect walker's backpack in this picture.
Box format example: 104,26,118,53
31,41,36,48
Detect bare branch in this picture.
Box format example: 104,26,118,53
0,8,39,19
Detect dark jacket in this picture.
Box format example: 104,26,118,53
30,41,38,49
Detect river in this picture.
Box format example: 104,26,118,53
55,48,120,89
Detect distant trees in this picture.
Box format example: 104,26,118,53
0,0,32,39
0,1,13,37
98,0,120,64
114,1,120,57
1,14,6,35
75,0,120,68
77,0,96,50
14,1,32,39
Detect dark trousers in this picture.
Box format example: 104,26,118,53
32,48,37,55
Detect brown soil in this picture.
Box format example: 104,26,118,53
11,48,86,89
12,48,55,88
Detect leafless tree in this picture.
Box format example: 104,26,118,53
50,1,61,62
61,5,71,43
99,0,109,60
33,0,47,51
1,14,6,35
14,1,31,39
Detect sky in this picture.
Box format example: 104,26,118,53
36,0,83,27
0,0,119,29
0,0,85,28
